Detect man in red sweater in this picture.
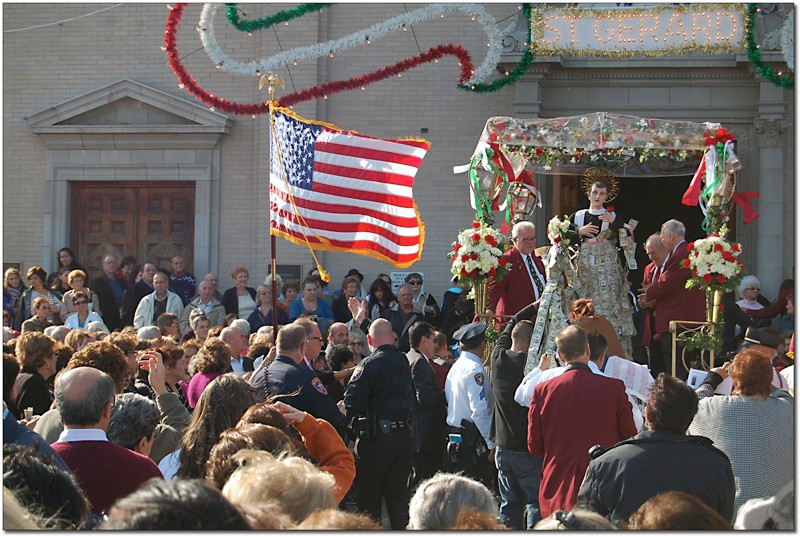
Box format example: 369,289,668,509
528,325,636,518
51,367,163,516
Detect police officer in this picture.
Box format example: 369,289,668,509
266,322,345,434
343,318,413,529
444,321,495,486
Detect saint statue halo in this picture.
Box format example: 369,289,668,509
581,167,620,203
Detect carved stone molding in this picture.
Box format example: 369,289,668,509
754,119,789,147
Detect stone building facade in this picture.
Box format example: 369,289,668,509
3,4,794,302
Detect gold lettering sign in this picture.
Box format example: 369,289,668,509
531,4,745,57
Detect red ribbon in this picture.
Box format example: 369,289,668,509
731,191,760,224
681,148,708,206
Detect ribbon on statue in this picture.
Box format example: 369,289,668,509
731,191,760,224
682,146,710,207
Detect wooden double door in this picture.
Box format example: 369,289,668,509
70,182,195,282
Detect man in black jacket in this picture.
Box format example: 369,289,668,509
490,302,541,530
406,321,447,490
90,255,127,332
577,373,735,526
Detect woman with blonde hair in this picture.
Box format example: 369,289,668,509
59,270,100,322
221,266,257,320
4,267,27,330
222,449,336,524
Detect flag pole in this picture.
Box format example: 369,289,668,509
261,73,285,338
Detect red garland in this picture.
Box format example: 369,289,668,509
165,3,475,115
279,44,474,107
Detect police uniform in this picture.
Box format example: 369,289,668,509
267,354,345,433
343,343,413,529
443,322,495,484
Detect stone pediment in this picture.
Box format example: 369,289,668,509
25,79,232,134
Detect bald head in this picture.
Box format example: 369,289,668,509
368,318,394,351
55,367,116,428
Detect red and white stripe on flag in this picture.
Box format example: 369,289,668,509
269,108,429,268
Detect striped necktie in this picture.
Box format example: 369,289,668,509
527,255,545,298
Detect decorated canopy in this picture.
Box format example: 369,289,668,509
476,112,722,177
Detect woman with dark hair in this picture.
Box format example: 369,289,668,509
101,479,251,530
688,350,793,515
117,255,138,289
325,345,355,403
279,280,300,307
569,298,626,359
289,277,334,334
51,266,72,295
331,275,362,324
164,374,256,480
185,338,230,409
56,247,87,275
4,268,27,330
17,266,62,327
367,277,397,321
157,344,191,413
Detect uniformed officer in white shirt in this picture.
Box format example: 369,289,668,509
444,321,495,486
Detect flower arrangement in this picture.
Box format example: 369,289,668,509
546,215,578,253
683,228,745,293
449,221,509,285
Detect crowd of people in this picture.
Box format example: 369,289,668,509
1,222,794,529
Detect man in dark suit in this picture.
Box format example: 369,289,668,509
643,219,706,379
487,221,546,322
119,263,157,327
90,254,127,332
406,321,447,490
637,233,669,376
528,325,637,519
490,302,541,529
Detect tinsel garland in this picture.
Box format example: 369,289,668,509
165,4,475,113
165,3,270,115
225,2,330,33
745,3,793,89
199,3,508,84
459,3,534,93
279,44,474,107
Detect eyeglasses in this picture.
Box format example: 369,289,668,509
350,342,364,347
408,280,422,285
517,236,537,243
308,336,323,342
74,300,88,305
746,287,760,291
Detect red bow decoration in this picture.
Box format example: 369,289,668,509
703,127,736,147
731,191,760,224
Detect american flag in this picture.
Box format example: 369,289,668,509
269,109,429,267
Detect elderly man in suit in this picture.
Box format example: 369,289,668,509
642,219,706,379
487,221,546,322
528,325,636,519
637,233,669,376
406,321,447,490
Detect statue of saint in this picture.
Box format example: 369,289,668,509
570,169,636,358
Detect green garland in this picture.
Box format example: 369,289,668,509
745,4,793,89
225,3,331,33
459,3,534,93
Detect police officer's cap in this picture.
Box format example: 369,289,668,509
743,327,781,349
453,321,488,343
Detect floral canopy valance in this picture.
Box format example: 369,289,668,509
478,112,722,176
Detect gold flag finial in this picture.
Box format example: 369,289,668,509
259,72,285,102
